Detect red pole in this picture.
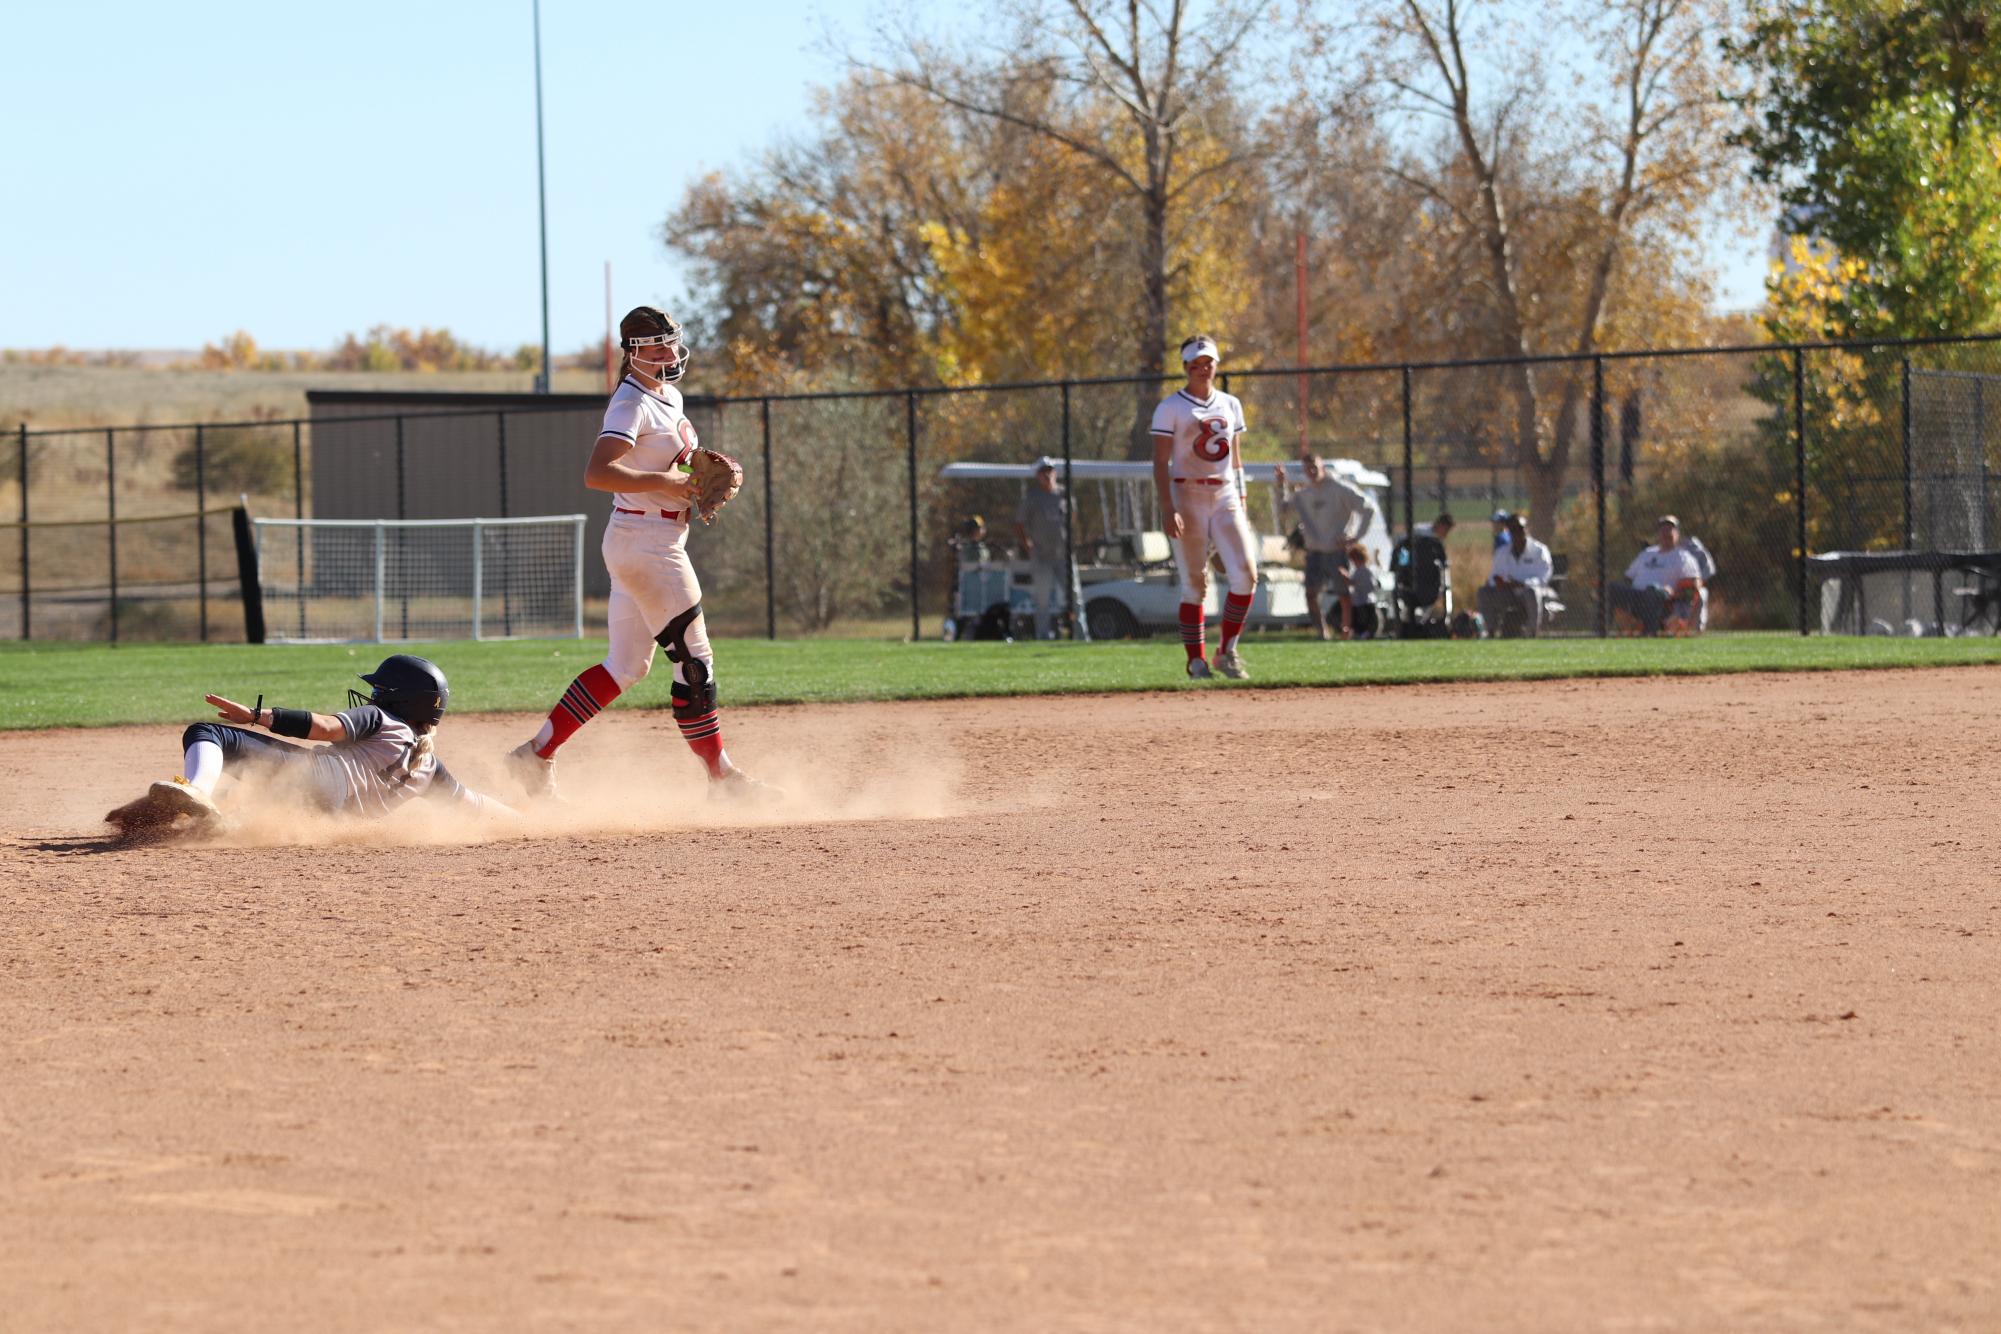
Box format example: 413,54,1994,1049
1295,232,1309,458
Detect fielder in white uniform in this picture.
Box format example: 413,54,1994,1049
507,307,765,800
1152,334,1258,680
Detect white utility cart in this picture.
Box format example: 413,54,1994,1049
936,459,1394,640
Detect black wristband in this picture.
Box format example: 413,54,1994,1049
269,707,314,738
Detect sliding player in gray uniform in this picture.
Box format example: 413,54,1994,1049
105,654,514,834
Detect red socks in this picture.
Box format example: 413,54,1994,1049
676,709,729,778
535,664,621,758
1220,592,1254,653
1179,602,1207,663
535,663,733,780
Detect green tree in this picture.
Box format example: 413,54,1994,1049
1728,0,2001,336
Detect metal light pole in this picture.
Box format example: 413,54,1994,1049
532,0,551,394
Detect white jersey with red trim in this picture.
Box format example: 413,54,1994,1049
1150,387,1246,489
600,376,699,514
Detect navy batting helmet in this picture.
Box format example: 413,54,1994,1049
355,654,450,729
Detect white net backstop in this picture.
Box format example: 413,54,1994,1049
252,515,586,643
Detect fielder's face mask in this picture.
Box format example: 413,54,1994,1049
627,330,689,383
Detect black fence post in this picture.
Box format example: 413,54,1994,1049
395,413,408,519
494,412,516,637
16,422,27,641
1591,356,1607,637
906,392,921,641
1794,348,1808,636
292,419,305,641
195,423,209,642
1401,366,1415,537
1063,380,1086,641
106,429,118,645
396,414,408,639
496,412,511,517
1981,374,1993,547
1900,357,1914,548
762,399,775,641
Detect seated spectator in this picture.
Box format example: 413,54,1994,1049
950,514,990,566
1609,515,1703,635
1392,513,1454,628
1679,531,1717,631
1346,543,1381,639
1477,513,1555,637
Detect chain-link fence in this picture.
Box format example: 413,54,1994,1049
11,333,2001,642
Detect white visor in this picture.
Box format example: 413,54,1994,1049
1181,337,1220,365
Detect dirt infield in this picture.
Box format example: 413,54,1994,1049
3,669,1998,1332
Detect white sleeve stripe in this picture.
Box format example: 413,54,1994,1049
1150,428,1174,436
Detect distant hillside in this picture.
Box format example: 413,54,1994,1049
3,363,614,433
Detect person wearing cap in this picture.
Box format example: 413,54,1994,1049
1274,454,1381,639
1014,458,1073,640
1478,513,1555,637
1609,515,1703,635
1150,334,1260,679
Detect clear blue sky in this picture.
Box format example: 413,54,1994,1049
1,1,1768,357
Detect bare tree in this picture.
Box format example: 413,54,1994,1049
1353,0,1746,535
865,0,1277,454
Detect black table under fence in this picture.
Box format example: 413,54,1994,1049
1806,550,2001,635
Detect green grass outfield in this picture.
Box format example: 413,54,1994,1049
3,633,1999,731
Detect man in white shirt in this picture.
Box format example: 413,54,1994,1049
1609,515,1703,635
1276,455,1381,639
1477,513,1555,637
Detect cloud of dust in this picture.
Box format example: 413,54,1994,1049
161,710,974,849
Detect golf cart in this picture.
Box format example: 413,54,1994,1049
936,459,1395,640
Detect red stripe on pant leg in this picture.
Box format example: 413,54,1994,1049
537,664,621,758
1220,592,1253,652
1179,602,1207,662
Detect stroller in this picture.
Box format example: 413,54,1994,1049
1390,531,1454,638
